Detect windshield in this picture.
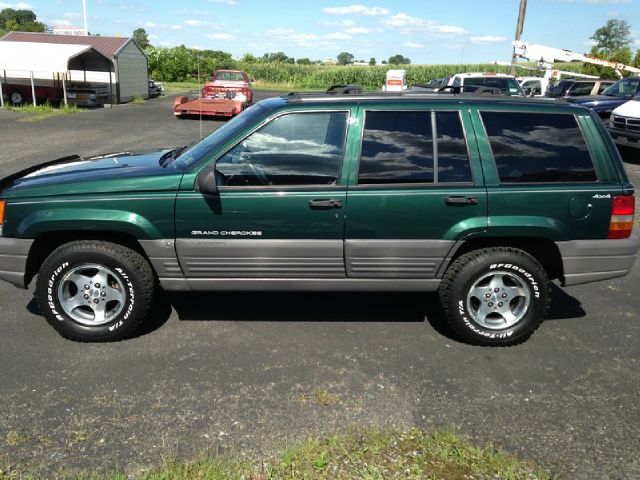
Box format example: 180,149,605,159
602,77,640,97
546,80,571,96
215,71,246,82
171,104,268,170
463,77,524,96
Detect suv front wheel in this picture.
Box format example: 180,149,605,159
35,241,156,342
439,247,551,346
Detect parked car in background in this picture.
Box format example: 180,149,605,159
546,79,614,98
443,73,525,96
148,79,163,98
609,92,640,150
518,76,549,96
566,76,640,119
202,69,253,105
409,77,450,92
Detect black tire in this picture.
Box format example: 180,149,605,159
9,90,25,105
35,241,155,342
438,247,551,346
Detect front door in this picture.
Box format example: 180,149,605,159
344,106,488,278
175,110,352,280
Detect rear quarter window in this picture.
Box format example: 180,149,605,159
480,111,597,183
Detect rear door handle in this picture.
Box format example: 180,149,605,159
309,199,343,209
445,196,478,206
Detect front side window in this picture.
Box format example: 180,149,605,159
481,111,596,183
216,112,348,186
357,110,472,185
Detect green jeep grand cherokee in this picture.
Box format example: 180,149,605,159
0,93,637,346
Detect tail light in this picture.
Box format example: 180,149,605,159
609,194,635,239
0,200,5,226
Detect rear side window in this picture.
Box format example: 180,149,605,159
568,82,594,96
358,110,472,184
480,111,596,183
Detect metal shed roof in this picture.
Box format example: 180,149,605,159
0,41,112,72
0,32,132,58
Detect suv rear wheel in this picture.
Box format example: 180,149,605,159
35,241,155,342
439,247,551,346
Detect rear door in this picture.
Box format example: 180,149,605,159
470,107,620,241
343,103,488,279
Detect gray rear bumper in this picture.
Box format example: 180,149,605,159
0,236,33,289
557,234,640,286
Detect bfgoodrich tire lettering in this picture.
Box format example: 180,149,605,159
36,241,155,342
439,247,551,346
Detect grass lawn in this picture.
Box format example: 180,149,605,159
1,428,550,479
3,103,82,122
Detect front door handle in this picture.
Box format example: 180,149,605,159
445,196,478,206
309,199,343,209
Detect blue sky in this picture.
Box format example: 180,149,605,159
6,0,640,63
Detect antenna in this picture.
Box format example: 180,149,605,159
197,57,203,139
82,0,88,33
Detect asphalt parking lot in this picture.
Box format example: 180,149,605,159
1,93,640,479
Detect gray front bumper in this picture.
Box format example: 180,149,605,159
557,233,640,286
0,236,33,289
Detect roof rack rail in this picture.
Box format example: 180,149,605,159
326,84,363,95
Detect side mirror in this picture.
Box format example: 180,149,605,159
197,164,218,195
523,87,533,97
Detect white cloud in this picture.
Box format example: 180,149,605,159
0,1,32,8
63,12,80,18
207,33,235,40
206,0,238,4
344,26,373,34
184,19,204,26
323,4,390,15
171,25,184,30
470,35,507,44
149,34,159,40
262,28,319,46
326,32,352,40
50,19,72,26
403,41,424,48
144,21,156,28
382,13,466,35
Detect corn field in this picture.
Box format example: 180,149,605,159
146,46,589,88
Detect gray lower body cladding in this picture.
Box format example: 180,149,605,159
0,236,33,288
557,234,640,286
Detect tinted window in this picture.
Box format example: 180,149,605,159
214,71,245,81
216,112,347,186
463,77,524,96
481,112,596,183
358,110,471,184
597,82,613,94
546,80,571,96
602,78,640,97
568,82,595,96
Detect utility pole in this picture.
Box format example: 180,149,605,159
510,0,527,76
82,0,88,34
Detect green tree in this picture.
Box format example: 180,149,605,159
388,54,411,65
262,51,294,63
633,49,640,68
241,53,258,63
369,57,376,66
132,27,150,49
296,57,312,65
0,8,45,33
336,51,354,65
590,19,631,55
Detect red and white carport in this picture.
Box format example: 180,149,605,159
0,41,113,108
